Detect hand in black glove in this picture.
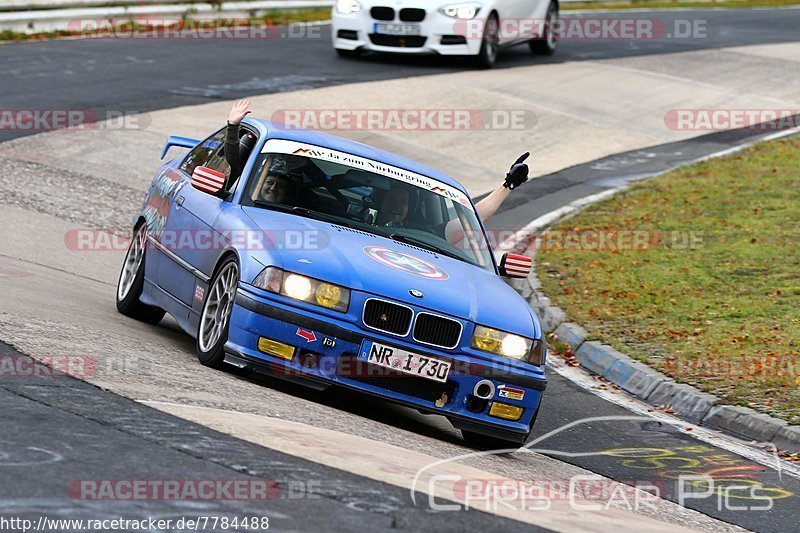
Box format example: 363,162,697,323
504,152,530,190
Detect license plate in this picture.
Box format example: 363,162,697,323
359,340,451,383
373,23,421,36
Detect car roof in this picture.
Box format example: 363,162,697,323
245,118,470,194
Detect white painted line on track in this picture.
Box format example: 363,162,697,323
546,357,800,480
141,400,695,532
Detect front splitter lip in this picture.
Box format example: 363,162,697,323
224,346,532,442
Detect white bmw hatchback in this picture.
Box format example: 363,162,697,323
331,0,559,68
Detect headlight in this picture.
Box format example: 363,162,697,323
471,325,545,365
336,0,362,14
438,3,481,18
253,267,350,312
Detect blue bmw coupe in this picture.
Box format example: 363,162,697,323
116,119,546,447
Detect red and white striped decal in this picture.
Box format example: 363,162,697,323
503,253,532,277
192,166,226,193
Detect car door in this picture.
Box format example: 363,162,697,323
155,128,230,306
503,0,540,45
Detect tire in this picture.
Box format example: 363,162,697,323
336,48,361,58
529,2,558,55
473,14,499,69
116,223,165,324
196,256,239,368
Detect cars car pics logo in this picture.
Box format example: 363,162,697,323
363,246,448,280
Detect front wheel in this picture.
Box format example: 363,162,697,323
530,2,558,55
196,257,239,368
116,223,165,324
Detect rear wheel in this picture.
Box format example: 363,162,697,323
473,14,499,69
530,2,558,55
196,257,239,368
116,223,165,324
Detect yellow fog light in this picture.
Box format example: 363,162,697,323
471,326,502,352
316,283,341,309
489,402,524,421
257,337,296,361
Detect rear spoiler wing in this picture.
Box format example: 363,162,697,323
161,135,200,160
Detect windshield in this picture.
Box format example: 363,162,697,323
242,140,495,271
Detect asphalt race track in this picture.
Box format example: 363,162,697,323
1,7,800,532
2,8,800,144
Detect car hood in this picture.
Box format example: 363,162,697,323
242,207,538,337
355,0,460,8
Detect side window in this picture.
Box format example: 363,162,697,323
205,143,231,179
179,128,226,176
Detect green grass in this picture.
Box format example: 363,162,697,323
538,137,800,424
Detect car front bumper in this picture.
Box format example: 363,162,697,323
332,10,485,56
227,287,547,443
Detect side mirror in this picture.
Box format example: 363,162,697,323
499,252,532,278
191,166,226,195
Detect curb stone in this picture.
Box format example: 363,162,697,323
574,341,623,376
774,426,800,455
554,322,587,351
512,257,800,454
606,356,670,399
703,406,787,442
540,306,566,333
647,381,719,424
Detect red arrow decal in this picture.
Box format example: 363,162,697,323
296,328,317,343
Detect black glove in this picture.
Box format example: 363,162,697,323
504,152,530,190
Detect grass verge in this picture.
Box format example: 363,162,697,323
537,136,800,424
